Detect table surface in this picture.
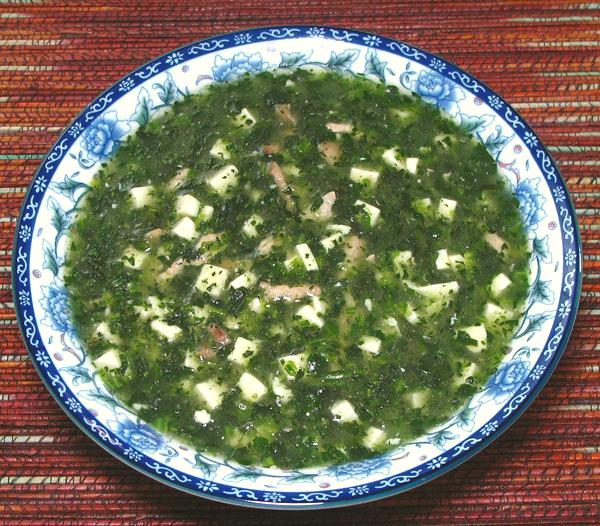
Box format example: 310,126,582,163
1,1,599,524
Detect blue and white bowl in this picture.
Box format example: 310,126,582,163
13,26,582,509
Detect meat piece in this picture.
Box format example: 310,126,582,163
197,346,216,360
260,282,321,302
344,235,365,266
261,143,282,155
274,103,296,125
197,232,223,247
318,141,342,165
144,228,163,242
317,191,336,221
157,256,205,281
267,161,295,211
168,167,190,190
208,324,231,347
326,122,353,134
366,253,376,263
257,235,277,256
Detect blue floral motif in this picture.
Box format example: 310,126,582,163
108,412,165,454
523,130,539,147
487,94,503,110
33,176,47,193
262,492,284,502
558,299,572,319
305,27,326,37
348,484,369,496
328,456,391,481
198,481,219,492
485,360,529,400
362,35,382,47
530,365,546,380
67,122,84,138
118,77,135,92
123,447,142,462
212,52,264,82
429,57,446,72
34,349,51,368
80,111,130,166
19,224,32,243
18,289,30,307
426,456,447,470
65,396,82,413
552,186,566,202
565,248,576,267
515,178,547,229
480,420,498,437
413,70,465,115
165,51,184,66
234,33,252,45
40,285,73,335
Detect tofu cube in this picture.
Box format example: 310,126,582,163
405,157,419,175
363,427,386,449
460,324,487,352
134,296,167,320
279,354,307,379
484,302,513,323
199,205,214,222
330,400,358,422
193,409,212,425
435,249,451,270
122,246,147,270
228,337,259,365
454,362,479,385
393,250,414,275
176,194,201,218
234,108,257,128
242,214,263,238
229,272,257,290
129,185,153,208
407,280,460,299
195,264,230,298
485,232,506,253
405,303,421,325
358,336,381,355
405,390,429,409
150,320,182,341
382,147,405,170
171,217,198,240
209,138,231,160
438,198,457,220
93,349,121,370
295,243,319,271
491,273,512,296
412,197,432,216
320,232,344,252
194,380,227,410
350,166,380,186
238,372,267,402
295,304,324,328
248,297,264,314
94,322,121,344
272,377,293,403
355,200,380,226
207,165,239,196
327,224,352,235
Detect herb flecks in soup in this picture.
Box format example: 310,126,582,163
66,70,530,468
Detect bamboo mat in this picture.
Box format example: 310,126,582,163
0,1,599,524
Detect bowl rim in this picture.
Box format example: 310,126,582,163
11,24,583,510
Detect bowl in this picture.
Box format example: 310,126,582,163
12,26,582,509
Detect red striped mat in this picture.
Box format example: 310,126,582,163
0,1,599,524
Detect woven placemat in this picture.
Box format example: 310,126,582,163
0,1,598,524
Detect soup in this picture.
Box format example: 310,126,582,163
66,70,530,468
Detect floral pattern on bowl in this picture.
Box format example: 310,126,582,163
12,26,581,509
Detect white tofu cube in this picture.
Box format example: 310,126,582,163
228,337,259,365
229,272,257,290
485,232,506,253
363,427,386,449
279,354,307,379
405,390,429,409
382,147,405,170
207,165,239,196
484,302,513,323
195,264,230,298
393,250,414,275
491,273,512,296
438,198,457,220
320,232,344,252
176,194,201,218
238,372,267,402
413,197,432,215
184,351,200,370
199,205,214,222
129,185,153,208
209,138,231,160
330,400,358,422
350,166,380,186
295,243,319,271
407,280,460,299
405,157,419,175
405,303,421,325
171,217,198,240
364,299,373,311
358,336,381,355
272,377,293,403
381,316,400,334
193,409,212,425
327,224,352,235
94,322,121,344
134,296,167,320
460,324,487,352
242,214,263,238
454,362,479,385
122,246,147,270
312,296,327,315
449,254,466,269
150,319,182,341
295,304,324,328
93,349,121,370
248,297,264,314
355,200,380,226
234,108,257,128
194,380,227,410
435,249,451,270
190,305,210,321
